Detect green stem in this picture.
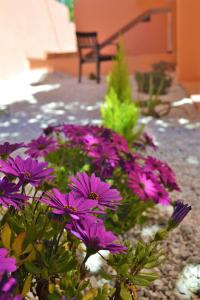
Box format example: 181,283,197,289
54,227,65,252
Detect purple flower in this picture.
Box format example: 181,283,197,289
0,177,27,209
0,156,54,186
112,133,129,153
0,248,21,300
0,248,17,273
0,295,21,300
128,171,157,201
82,134,101,149
61,124,88,145
88,144,119,178
154,186,171,206
69,172,122,210
133,133,157,151
25,135,58,158
67,218,126,254
146,156,180,192
88,144,119,168
122,153,143,173
159,163,180,192
0,142,24,159
143,133,157,150
145,156,162,171
169,200,191,228
41,189,99,220
43,125,57,136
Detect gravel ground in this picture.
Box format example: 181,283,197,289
0,72,200,299
140,118,200,299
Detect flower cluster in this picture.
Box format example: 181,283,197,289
23,124,183,208
0,152,53,210
0,142,24,160
0,124,191,299
56,124,128,178
67,217,126,255
41,172,125,254
25,134,58,158
43,124,180,206
128,155,180,205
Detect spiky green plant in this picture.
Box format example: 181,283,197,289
101,43,142,143
107,43,132,103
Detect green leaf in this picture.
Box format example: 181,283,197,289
120,283,132,300
21,274,32,297
132,272,159,286
24,262,41,274
1,223,12,249
12,232,26,256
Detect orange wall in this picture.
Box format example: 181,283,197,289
75,0,174,56
0,0,76,79
177,0,200,82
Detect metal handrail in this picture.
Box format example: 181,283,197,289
99,7,172,49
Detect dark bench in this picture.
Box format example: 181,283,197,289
76,31,117,83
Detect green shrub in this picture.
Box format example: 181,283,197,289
101,88,140,142
107,44,132,103
101,43,141,143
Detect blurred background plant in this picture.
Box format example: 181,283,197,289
135,61,174,95
57,0,74,21
135,61,175,118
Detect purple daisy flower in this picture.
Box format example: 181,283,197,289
145,156,163,171
145,156,180,192
155,186,171,206
67,218,126,254
100,128,113,140
82,133,101,149
43,124,57,136
112,133,129,153
25,135,58,158
0,248,21,300
61,124,88,145
169,200,191,228
88,143,119,178
88,144,119,167
0,156,54,186
0,248,17,273
0,177,27,209
0,142,24,159
69,172,122,210
159,163,180,192
122,153,143,173
133,132,157,151
143,133,158,150
128,171,157,201
41,189,99,220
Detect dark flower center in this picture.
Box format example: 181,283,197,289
24,172,32,178
139,183,145,190
88,192,99,200
0,188,4,195
38,144,46,150
65,205,77,212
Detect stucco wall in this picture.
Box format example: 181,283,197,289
177,0,200,82
0,0,76,79
74,0,174,56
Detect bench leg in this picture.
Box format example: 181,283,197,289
78,61,82,83
96,60,100,83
